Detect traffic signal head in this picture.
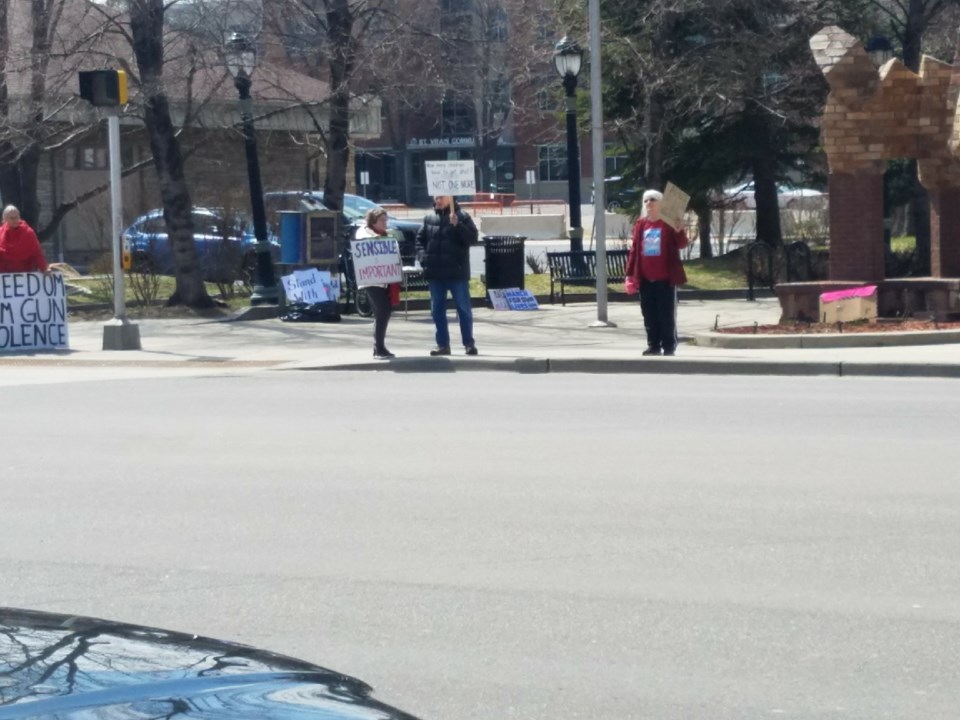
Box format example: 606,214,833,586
78,70,128,107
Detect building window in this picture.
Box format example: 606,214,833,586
442,96,474,137
536,88,559,112
63,145,109,170
440,0,471,12
538,145,567,181
604,145,629,177
488,7,507,42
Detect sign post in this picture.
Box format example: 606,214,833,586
80,70,140,350
101,107,140,350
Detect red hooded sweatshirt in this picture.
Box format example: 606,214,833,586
0,220,49,273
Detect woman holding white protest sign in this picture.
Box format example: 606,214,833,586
355,208,400,359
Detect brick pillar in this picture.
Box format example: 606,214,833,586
828,172,884,282
929,187,960,277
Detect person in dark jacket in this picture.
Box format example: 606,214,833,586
416,196,479,356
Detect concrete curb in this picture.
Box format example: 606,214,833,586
288,356,960,378
694,329,960,349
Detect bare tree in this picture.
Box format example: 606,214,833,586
124,0,213,307
0,0,104,227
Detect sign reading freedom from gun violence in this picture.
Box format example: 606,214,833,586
0,272,69,351
350,236,402,287
424,160,476,196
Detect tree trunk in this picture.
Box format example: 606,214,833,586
750,109,783,247
690,195,713,259
903,1,929,275
322,0,355,219
643,91,664,190
128,0,211,308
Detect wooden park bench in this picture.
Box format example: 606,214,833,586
546,249,629,305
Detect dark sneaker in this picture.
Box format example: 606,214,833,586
430,346,451,356
642,347,661,356
663,348,675,357
465,345,478,356
374,348,395,360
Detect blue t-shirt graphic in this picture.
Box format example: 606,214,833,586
643,227,662,257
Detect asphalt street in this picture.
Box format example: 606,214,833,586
3,371,959,719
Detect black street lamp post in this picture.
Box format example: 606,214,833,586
226,31,278,305
865,35,894,67
554,36,584,254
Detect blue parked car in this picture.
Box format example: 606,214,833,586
0,607,421,719
121,207,281,282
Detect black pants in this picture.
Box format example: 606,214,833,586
639,280,677,352
366,286,392,352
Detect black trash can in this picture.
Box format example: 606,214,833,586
483,235,526,291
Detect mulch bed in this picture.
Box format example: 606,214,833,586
719,320,960,334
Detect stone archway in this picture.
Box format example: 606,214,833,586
811,25,960,280
771,26,960,321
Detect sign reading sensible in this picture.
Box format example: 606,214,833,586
350,237,402,287
0,272,69,351
424,160,476,197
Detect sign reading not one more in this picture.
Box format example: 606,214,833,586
424,160,476,197
0,272,69,351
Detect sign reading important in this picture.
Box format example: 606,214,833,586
351,236,402,287
424,160,476,197
0,272,69,351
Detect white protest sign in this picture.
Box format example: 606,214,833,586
0,272,69,351
487,288,539,311
351,236,402,287
281,273,303,302
424,160,476,197
317,270,340,301
294,268,330,303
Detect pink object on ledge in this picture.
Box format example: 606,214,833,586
820,285,877,304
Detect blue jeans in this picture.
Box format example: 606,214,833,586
428,279,474,348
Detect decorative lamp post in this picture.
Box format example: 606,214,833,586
226,31,278,305
865,35,894,67
554,36,584,253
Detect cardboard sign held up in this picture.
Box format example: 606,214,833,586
424,160,476,197
659,182,690,231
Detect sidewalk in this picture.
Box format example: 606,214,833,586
3,297,960,382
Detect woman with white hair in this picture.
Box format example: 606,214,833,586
624,189,688,356
0,205,49,274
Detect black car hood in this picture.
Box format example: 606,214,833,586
0,608,419,720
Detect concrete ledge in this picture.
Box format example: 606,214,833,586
694,329,960,349
479,214,566,240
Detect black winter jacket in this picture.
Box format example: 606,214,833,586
416,206,479,281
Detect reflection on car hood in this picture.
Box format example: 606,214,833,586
0,608,419,720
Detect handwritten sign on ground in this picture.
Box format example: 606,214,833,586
0,272,69,351
282,269,341,303
660,182,690,231
424,160,476,197
488,288,539,311
351,237,402,287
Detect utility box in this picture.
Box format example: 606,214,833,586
819,285,878,323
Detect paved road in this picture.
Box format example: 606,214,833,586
3,372,959,719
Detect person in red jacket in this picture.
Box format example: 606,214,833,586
0,205,49,273
624,190,688,356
